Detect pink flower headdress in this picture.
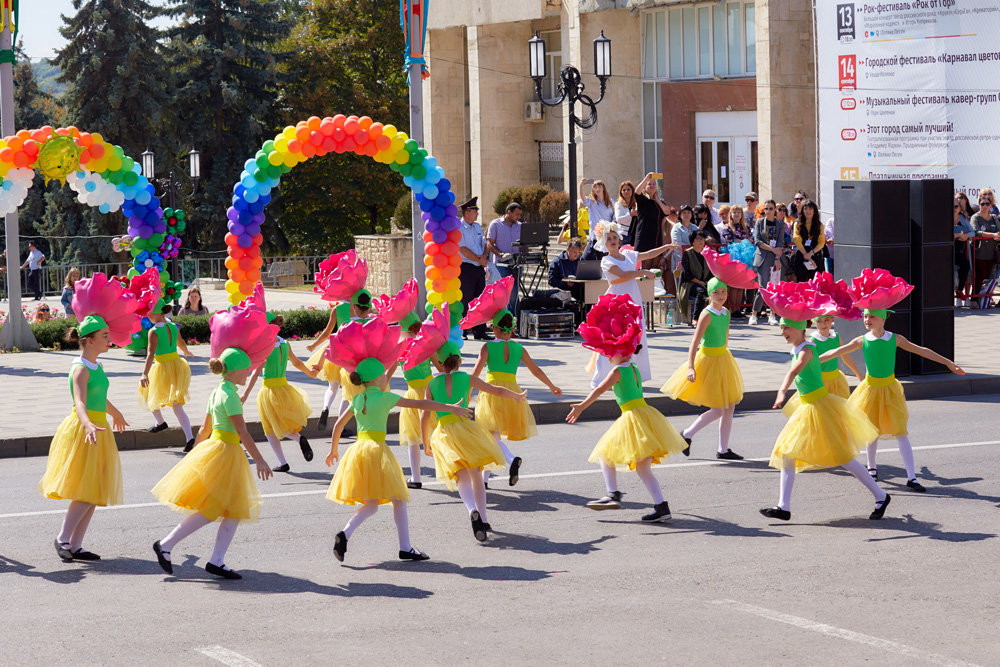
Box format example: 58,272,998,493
701,247,759,289
759,281,838,327
314,249,368,302
326,317,405,383
847,268,913,311
123,267,162,318
577,293,643,359
209,301,279,369
808,272,862,320
374,278,418,324
71,272,142,346
459,276,514,330
402,305,450,370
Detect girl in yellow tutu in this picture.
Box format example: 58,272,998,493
804,272,864,399
152,303,278,580
755,282,890,521
242,313,317,473
324,317,471,562
819,269,964,492
397,313,432,488
39,273,140,562
139,298,196,451
305,300,348,428
662,277,745,460
471,309,562,487
567,293,687,522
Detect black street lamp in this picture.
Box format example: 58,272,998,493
529,30,612,238
141,148,201,278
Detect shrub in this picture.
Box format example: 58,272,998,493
539,190,569,228
392,192,412,231
492,186,524,216
520,184,552,221
30,318,80,350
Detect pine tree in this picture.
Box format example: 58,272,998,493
164,0,292,249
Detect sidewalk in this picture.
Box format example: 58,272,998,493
1,287,997,457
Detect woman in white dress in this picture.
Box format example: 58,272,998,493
591,225,678,387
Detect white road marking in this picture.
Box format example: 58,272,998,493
711,600,982,667
1,439,996,520
196,646,264,667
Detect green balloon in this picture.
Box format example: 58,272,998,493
389,161,401,173
408,151,422,166
425,302,434,314
127,268,140,278
411,165,426,180
255,155,269,170
263,140,275,152
404,139,419,153
267,164,282,179
175,210,185,220
254,169,268,183
417,148,428,160
150,233,166,248
121,157,134,172
106,171,123,185
163,207,174,218
398,162,413,176
114,145,125,157
123,171,139,186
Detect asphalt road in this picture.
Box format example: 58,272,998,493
2,395,998,666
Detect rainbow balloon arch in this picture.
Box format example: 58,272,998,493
226,114,465,339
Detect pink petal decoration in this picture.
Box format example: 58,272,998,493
847,268,914,310
759,281,839,322
245,282,267,314
459,276,514,330
209,302,279,370
326,317,404,373
808,272,862,320
313,250,368,302
126,267,163,318
701,247,759,289
71,272,142,347
373,278,418,324
403,304,450,370
577,293,643,358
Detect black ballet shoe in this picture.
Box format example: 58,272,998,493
641,501,672,523
868,467,878,481
318,408,329,430
54,539,74,562
272,463,290,473
406,479,423,489
333,531,348,562
153,540,173,574
508,456,522,486
869,494,891,520
71,548,100,561
483,522,492,532
299,435,314,462
906,479,926,493
205,562,242,580
586,491,623,510
681,434,692,457
716,450,744,461
759,507,791,521
398,548,430,561
470,511,488,542
483,480,489,489
183,438,195,453
147,422,168,434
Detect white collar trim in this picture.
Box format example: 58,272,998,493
811,331,834,341
864,331,892,341
706,305,727,316
75,356,99,370
793,340,815,354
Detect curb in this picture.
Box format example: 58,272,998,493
4,373,998,459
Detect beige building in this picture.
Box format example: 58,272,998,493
422,0,817,213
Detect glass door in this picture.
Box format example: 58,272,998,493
697,138,732,204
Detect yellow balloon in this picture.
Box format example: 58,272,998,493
396,131,409,143
427,292,443,305
282,154,297,168
268,151,283,166
394,151,409,165
228,292,242,305
282,126,297,140
274,137,289,152
389,137,405,154
382,125,397,138
225,280,241,294
424,279,435,291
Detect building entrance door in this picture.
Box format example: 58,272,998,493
694,110,758,206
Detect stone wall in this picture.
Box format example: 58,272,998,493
355,235,414,297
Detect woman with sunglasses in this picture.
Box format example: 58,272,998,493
970,195,1000,304
954,194,975,306
790,200,826,282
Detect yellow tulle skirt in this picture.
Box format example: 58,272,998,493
38,411,123,507
139,356,191,409
327,436,410,505
257,381,312,438
849,377,909,438
661,348,744,409
771,391,878,471
429,419,504,490
151,436,262,522
589,404,689,471
307,342,341,384
399,385,426,447
475,379,537,441
339,368,364,402
782,370,853,416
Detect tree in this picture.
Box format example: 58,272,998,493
164,0,292,250
265,0,410,255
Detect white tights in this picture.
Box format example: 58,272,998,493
867,436,917,480
455,468,489,522
776,456,887,511
159,513,241,566
152,404,194,441
600,458,664,504
483,433,516,484
265,432,302,466
407,445,422,483
341,499,412,551
323,384,339,411
57,500,96,551
682,405,736,453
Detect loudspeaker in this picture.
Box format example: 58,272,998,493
834,244,912,312
834,180,911,246
911,308,954,375
912,242,954,310
910,179,955,245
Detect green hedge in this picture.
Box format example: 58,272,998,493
30,307,332,350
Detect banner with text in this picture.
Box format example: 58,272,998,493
816,0,1000,215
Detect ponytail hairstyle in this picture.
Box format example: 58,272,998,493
349,371,365,386
441,354,462,372
208,358,227,374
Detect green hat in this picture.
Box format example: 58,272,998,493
351,288,373,308
436,341,462,363
400,311,420,330
78,315,108,338
355,358,387,383
220,347,251,371
707,277,728,293
863,308,891,319
779,317,808,330
491,309,515,332
266,311,277,324
154,298,168,314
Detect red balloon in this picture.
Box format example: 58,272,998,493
441,241,458,256
425,242,440,256
238,256,254,270
332,114,346,129
422,231,434,242
446,230,462,243
320,118,336,136
322,136,337,152
245,245,261,258
344,118,359,135
225,233,239,247
252,234,263,245
433,254,448,268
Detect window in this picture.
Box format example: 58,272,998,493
641,2,756,81
540,30,563,101
538,142,564,191
642,82,662,176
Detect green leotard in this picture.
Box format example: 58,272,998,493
208,380,243,434
350,387,401,434
402,359,432,384
811,332,842,372
792,342,824,396
262,339,290,379
701,308,730,349
428,371,472,419
333,302,351,330
69,359,109,413
149,321,179,357
611,364,645,409
485,340,523,376
862,332,897,378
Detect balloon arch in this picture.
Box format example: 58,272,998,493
225,114,463,329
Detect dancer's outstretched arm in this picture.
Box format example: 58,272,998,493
773,348,811,409
818,336,862,364
566,367,620,423
897,335,965,374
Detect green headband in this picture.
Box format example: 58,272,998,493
707,277,728,293
491,309,515,332
351,288,373,308
863,308,892,319
355,358,387,383
436,341,462,363
154,298,168,314
779,317,808,330
400,311,420,330
78,315,108,338
219,347,251,371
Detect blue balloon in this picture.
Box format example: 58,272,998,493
234,184,246,197
233,196,249,211
449,324,463,347
430,206,445,221
98,203,110,213
135,189,151,206
419,198,434,213
248,199,265,214
403,175,415,188
437,178,451,194
237,209,252,223
423,185,439,200
244,189,259,204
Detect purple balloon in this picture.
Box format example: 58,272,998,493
425,219,440,233
245,223,261,237
252,213,265,225
229,222,246,236
445,204,458,216
227,207,240,222
439,216,460,232
432,229,448,244
237,233,253,249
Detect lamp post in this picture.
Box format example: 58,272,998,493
529,30,612,239
141,148,201,281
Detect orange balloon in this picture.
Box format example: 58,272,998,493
225,233,239,247
344,117,359,135
15,129,30,141
287,139,302,153
307,116,322,131
6,137,22,151
246,269,261,283
441,265,460,280
332,114,346,129
295,126,310,142
427,266,442,280
320,118,336,136
375,135,391,151
358,116,373,130
433,254,448,268
448,253,462,267
78,132,93,147
225,257,238,270
0,147,13,162
301,143,316,158
239,280,255,294
251,256,263,269
424,255,434,266
425,242,440,255
231,268,247,282
432,278,447,292
423,231,434,243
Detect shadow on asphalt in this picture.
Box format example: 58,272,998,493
600,513,792,539
0,555,87,584
480,532,614,555
343,559,560,582
813,514,996,543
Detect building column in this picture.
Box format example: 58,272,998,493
424,26,470,201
